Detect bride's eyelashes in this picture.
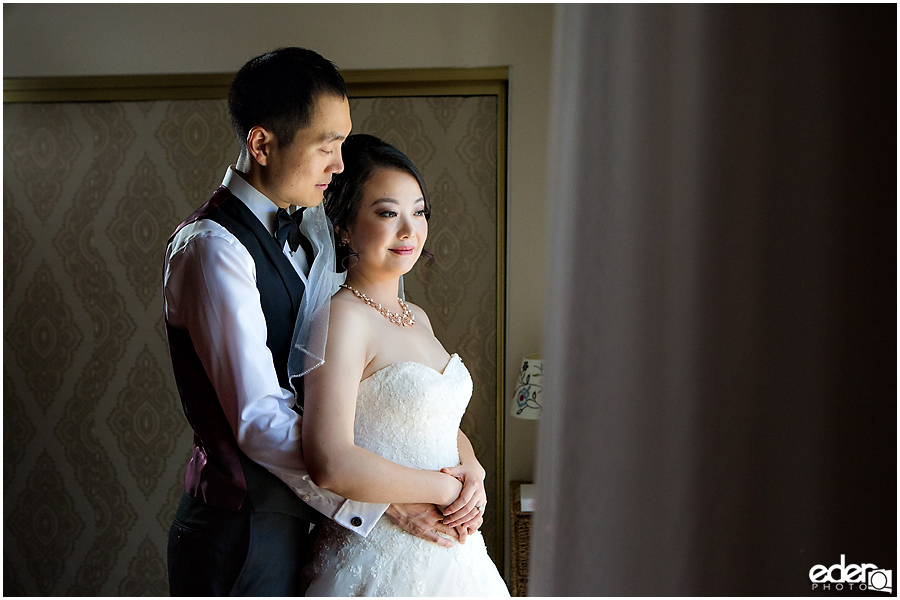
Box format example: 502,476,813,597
376,209,427,218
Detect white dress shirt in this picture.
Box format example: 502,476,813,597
163,167,387,536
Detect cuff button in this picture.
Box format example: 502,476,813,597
350,516,363,527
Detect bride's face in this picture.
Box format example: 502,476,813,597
344,167,428,278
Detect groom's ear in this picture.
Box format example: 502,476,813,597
246,126,275,167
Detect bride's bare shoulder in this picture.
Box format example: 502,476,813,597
323,289,375,365
330,288,370,321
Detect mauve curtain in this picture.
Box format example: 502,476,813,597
531,4,895,595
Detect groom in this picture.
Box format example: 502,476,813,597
163,48,470,596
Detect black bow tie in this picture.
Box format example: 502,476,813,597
275,207,314,263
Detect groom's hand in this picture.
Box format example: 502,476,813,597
384,503,458,548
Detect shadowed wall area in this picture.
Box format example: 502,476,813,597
3,94,499,595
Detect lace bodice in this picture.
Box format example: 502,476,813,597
354,354,469,471
305,353,510,597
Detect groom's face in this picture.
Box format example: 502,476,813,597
260,93,352,209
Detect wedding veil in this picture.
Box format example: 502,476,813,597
285,202,344,404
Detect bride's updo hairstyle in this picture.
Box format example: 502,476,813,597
325,133,433,272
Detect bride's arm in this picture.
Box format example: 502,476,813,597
302,300,462,506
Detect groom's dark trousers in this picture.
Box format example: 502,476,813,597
165,188,320,596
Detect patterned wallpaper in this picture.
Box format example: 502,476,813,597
3,95,499,595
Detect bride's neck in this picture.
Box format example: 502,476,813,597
343,272,402,305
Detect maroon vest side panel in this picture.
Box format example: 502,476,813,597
166,324,247,508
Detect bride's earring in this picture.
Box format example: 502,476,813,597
341,247,359,270
338,232,358,270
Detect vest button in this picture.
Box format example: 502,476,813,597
350,516,363,527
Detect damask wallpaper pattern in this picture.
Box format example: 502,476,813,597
3,95,499,595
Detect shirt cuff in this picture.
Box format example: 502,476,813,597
280,472,388,537
333,498,390,537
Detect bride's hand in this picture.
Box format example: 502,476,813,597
439,463,487,529
454,512,483,544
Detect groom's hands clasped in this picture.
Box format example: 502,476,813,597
383,503,459,548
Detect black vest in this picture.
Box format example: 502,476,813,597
166,187,318,520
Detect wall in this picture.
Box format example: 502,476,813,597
4,1,553,583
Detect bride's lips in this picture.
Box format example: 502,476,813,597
389,246,415,256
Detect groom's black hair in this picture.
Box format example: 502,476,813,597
325,134,434,272
228,47,347,148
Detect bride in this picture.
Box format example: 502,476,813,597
300,134,509,596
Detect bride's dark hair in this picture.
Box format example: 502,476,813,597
325,133,434,272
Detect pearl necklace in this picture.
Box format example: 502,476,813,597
340,284,416,327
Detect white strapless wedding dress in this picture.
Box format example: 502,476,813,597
305,354,510,597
